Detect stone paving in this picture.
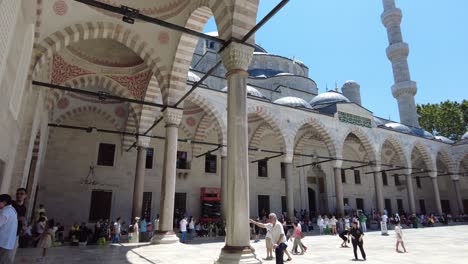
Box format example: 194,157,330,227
15,225,468,264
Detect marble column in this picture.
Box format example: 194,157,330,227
220,148,228,220
284,162,294,220
151,108,183,244
373,171,385,213
216,42,259,263
431,175,443,215
132,145,147,219
452,179,464,214
406,172,416,214
334,165,344,216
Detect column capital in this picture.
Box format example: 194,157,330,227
333,159,343,169
163,108,183,127
137,137,151,148
220,41,254,75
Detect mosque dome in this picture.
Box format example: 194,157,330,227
221,85,267,99
309,91,350,108
373,117,386,126
410,127,435,139
187,71,201,82
434,136,454,144
384,122,412,134
274,97,312,109
462,131,468,140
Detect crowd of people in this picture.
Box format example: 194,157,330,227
1,189,468,264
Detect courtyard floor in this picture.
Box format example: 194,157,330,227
15,225,468,264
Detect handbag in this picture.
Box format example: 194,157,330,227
300,232,305,239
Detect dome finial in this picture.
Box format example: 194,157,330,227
335,82,339,92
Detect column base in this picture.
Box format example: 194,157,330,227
150,231,179,244
215,246,262,264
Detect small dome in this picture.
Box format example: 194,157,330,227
309,91,350,108
221,85,267,99
462,131,468,140
410,127,435,139
435,136,454,144
384,122,412,134
187,71,201,82
274,97,312,109
374,117,385,126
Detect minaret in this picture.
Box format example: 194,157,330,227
381,0,419,127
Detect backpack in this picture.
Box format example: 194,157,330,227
128,225,135,233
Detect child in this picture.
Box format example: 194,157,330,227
37,220,53,258
395,221,407,253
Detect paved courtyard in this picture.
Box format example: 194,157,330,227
15,225,468,264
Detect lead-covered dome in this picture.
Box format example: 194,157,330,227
221,85,267,99
309,91,350,108
274,97,312,109
462,131,468,140
384,122,412,134
410,127,435,139
435,136,454,144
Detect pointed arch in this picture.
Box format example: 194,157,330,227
292,117,337,157
410,141,435,171
379,135,409,168
32,21,166,88
247,105,287,154
339,127,377,162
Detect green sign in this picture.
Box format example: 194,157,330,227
338,111,372,128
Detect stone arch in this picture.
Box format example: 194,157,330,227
292,117,337,157
410,141,435,172
51,75,141,150
54,105,121,131
247,105,287,154
32,21,167,88
138,75,163,136
436,147,455,174
379,135,409,168
339,127,377,162
187,92,226,156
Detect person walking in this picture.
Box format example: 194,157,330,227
112,217,121,243
12,188,27,260
381,213,389,235
291,222,305,255
250,213,287,264
349,221,366,261
339,228,350,248
330,215,338,235
128,217,140,243
140,217,147,242
180,216,188,243
37,220,53,258
394,221,407,253
317,215,324,235
188,216,195,241
359,213,367,233
0,194,18,264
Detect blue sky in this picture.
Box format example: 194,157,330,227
203,0,468,122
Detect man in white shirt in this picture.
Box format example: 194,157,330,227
381,213,389,235
0,194,18,264
251,213,287,264
180,217,188,243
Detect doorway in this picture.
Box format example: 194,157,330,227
89,190,112,222
308,188,316,217
258,195,270,217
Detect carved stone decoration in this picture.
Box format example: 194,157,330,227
219,42,254,73
163,108,183,126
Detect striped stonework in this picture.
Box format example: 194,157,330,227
339,127,378,163
380,136,409,168
45,75,141,149
436,148,455,173
291,117,337,158
229,0,259,42
54,105,121,131
192,113,221,156
410,141,435,171
247,105,287,154
31,21,167,90
138,75,162,135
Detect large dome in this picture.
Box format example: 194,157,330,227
221,85,267,99
309,91,350,108
274,97,312,109
384,122,411,134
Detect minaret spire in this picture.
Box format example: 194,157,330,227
381,0,419,127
